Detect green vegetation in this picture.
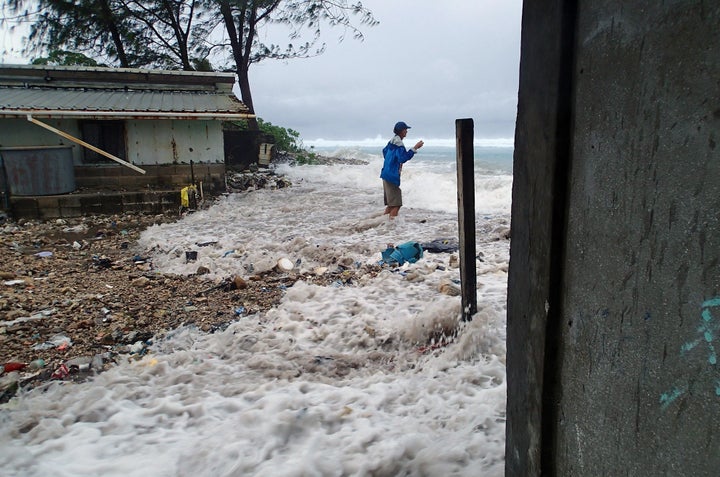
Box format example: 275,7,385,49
257,119,302,153
228,118,319,164
257,119,320,164
31,49,102,66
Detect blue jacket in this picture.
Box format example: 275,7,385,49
380,136,416,186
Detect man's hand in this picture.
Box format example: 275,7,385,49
414,140,424,150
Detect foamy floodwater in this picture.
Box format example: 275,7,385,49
0,159,511,476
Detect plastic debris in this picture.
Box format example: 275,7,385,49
3,279,27,286
129,342,145,354
3,362,27,373
35,251,53,258
33,334,72,351
381,242,424,266
28,359,46,370
185,251,198,262
420,238,459,253
51,364,70,380
66,356,92,371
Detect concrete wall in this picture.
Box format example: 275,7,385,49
507,1,720,475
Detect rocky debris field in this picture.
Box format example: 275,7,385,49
0,189,382,403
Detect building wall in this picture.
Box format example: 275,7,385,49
126,119,224,165
507,1,720,475
0,118,225,166
0,118,83,163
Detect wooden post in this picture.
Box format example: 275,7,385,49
27,114,146,174
456,118,477,321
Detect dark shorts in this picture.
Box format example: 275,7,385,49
383,180,402,207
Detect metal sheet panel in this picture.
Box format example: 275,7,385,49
0,146,76,195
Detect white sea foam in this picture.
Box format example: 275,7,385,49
305,137,514,149
0,155,511,476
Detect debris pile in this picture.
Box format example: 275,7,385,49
0,212,380,402
225,169,292,192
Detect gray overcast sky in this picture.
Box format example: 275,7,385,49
0,1,523,143
250,1,523,142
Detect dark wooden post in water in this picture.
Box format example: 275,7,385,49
456,118,477,321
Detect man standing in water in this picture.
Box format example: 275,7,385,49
380,121,424,218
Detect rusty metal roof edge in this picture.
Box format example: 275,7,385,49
0,64,237,85
0,110,255,120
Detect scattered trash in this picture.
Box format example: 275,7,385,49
196,241,217,247
129,341,145,354
91,354,104,371
33,334,72,351
381,241,424,266
185,251,198,262
28,359,45,370
234,307,246,316
438,279,461,296
180,185,199,209
51,364,70,380
223,250,235,257
421,238,459,253
34,251,53,258
3,279,27,287
3,362,27,373
66,356,92,371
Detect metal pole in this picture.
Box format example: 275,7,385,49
456,118,477,321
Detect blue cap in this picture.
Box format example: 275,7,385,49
393,121,411,133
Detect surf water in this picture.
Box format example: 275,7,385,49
0,142,513,476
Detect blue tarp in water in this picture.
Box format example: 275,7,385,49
381,241,424,265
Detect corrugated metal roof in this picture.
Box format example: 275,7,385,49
0,86,252,119
0,65,253,120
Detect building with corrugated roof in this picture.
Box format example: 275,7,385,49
0,64,256,218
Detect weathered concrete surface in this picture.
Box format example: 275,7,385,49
506,0,576,474
507,1,720,475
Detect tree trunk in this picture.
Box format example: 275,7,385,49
218,0,258,130
236,66,258,130
99,0,129,67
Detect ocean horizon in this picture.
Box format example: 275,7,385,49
304,136,515,149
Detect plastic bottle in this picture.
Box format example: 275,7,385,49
28,359,46,370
